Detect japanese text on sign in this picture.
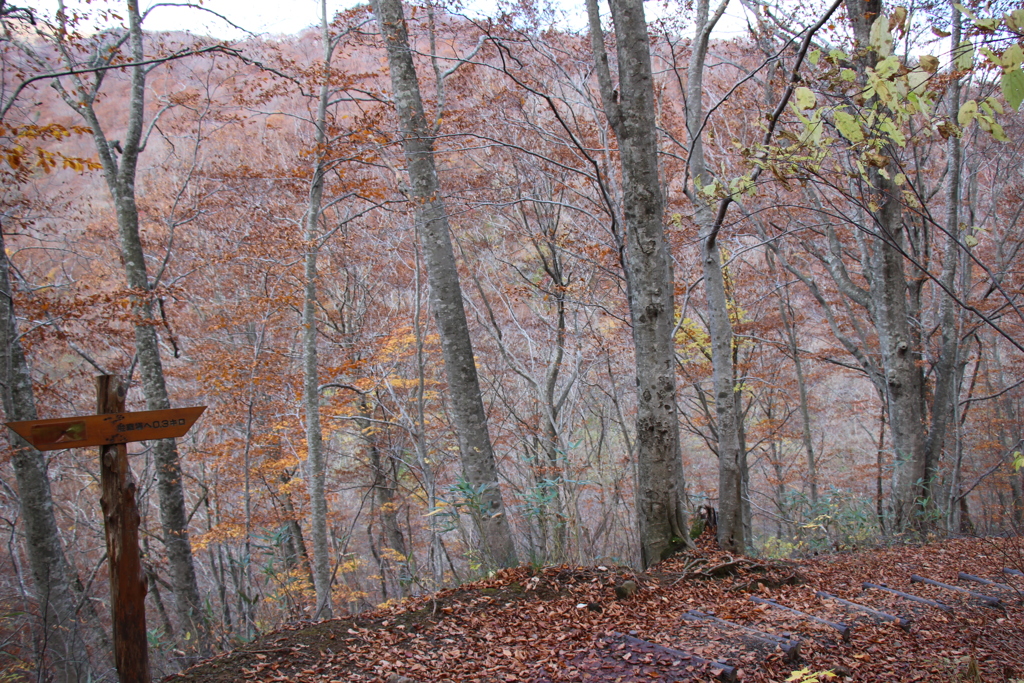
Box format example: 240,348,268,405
117,418,187,433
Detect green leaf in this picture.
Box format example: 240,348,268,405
958,99,978,126
841,69,856,82
809,49,821,66
964,234,978,247
908,68,930,94
1002,68,1024,111
990,121,1009,142
1008,9,1024,32
1013,451,1023,472
880,119,906,147
799,110,824,146
869,14,894,57
834,111,864,143
875,55,901,79
955,41,975,70
795,87,817,110
1003,44,1024,69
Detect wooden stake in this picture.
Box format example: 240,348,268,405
97,375,151,683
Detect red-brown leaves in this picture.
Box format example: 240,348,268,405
168,538,1024,683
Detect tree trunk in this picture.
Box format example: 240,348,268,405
588,0,690,568
925,8,966,529
46,1,208,653
371,0,517,568
779,288,817,505
0,228,99,682
358,395,410,597
680,0,748,553
845,0,929,531
303,0,335,621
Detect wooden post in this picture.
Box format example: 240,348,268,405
97,375,151,683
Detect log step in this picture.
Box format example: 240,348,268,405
862,582,954,613
613,632,737,681
957,572,1014,591
909,575,1003,609
748,596,851,642
681,609,801,661
816,590,912,631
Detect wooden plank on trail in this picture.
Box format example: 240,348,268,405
909,574,1004,609
748,595,852,641
614,633,737,682
957,573,1014,591
816,590,913,631
6,406,206,451
548,632,737,682
681,609,801,661
862,582,954,613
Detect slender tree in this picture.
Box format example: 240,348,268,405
370,0,517,568
32,0,209,653
0,227,101,682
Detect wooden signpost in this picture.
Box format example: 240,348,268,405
5,376,205,683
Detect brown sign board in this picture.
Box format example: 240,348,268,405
5,406,206,451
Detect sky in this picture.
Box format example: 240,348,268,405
27,0,753,41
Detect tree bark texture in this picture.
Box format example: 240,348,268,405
588,0,690,568
97,376,151,683
0,229,99,682
371,0,517,568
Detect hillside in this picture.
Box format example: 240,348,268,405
167,537,1024,682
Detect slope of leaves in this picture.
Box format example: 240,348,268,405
166,537,1024,682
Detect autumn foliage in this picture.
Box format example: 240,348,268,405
0,0,1022,680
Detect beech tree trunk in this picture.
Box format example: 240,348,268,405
588,0,690,568
0,229,99,682
50,0,207,654
680,0,748,553
303,0,335,621
846,0,932,530
371,0,517,568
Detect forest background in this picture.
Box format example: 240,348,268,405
0,0,1023,679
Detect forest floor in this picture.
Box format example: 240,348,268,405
166,536,1024,682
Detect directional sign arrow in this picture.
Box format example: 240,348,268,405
5,406,206,451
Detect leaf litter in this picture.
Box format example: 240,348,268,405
166,537,1024,682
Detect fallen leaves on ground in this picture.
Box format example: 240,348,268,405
167,537,1024,682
